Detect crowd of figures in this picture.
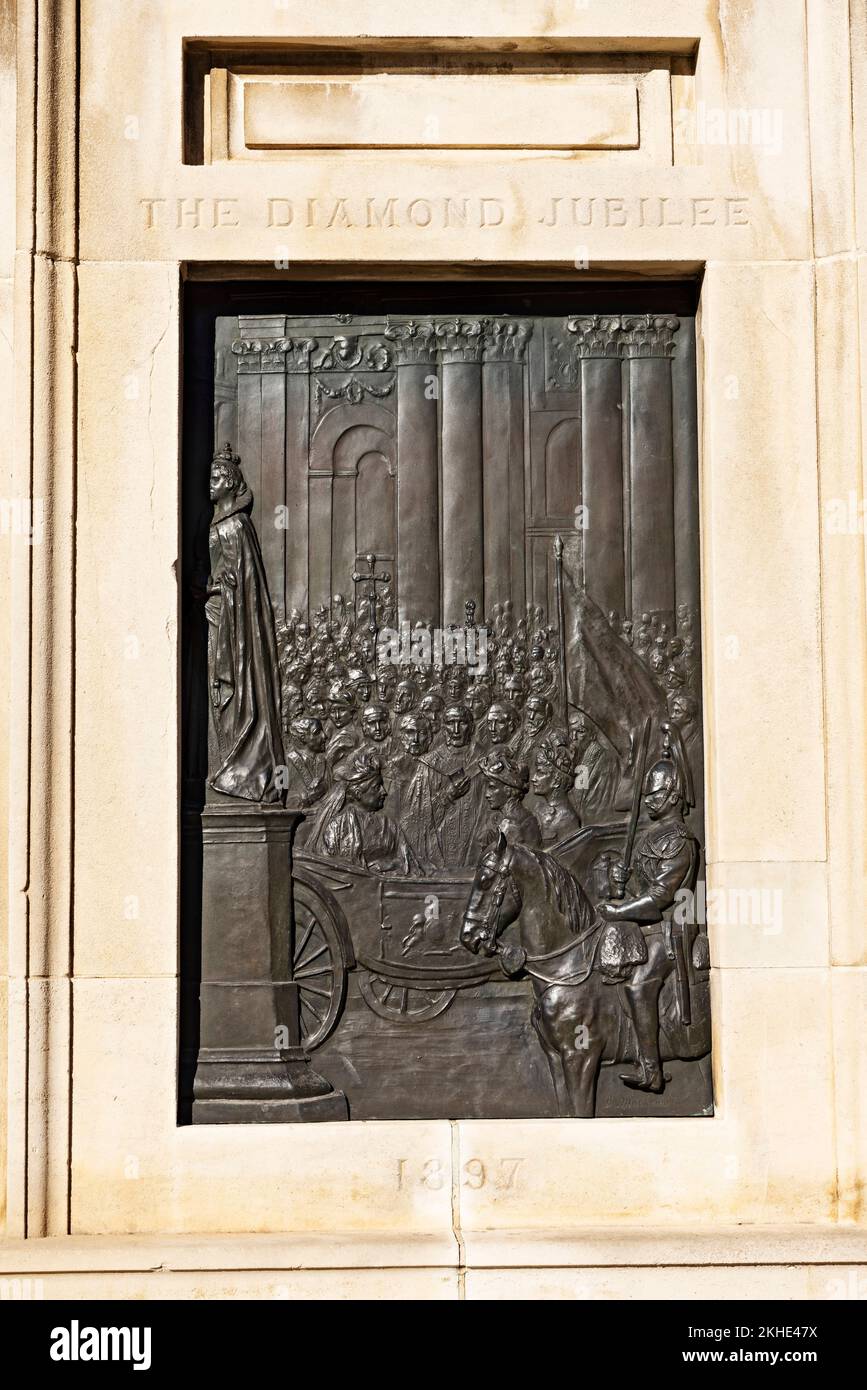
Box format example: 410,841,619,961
275,587,702,875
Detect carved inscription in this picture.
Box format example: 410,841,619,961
397,1159,525,1190
144,194,752,232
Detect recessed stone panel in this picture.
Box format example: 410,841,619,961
239,73,640,152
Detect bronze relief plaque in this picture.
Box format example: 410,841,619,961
181,281,711,1121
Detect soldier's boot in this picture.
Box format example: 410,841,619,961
619,988,665,1093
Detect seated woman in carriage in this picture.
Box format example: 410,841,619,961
303,749,420,876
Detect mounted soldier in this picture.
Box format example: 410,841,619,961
597,725,700,1094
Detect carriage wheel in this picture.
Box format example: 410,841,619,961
358,973,457,1024
291,881,347,1050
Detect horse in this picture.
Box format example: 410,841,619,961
460,832,710,1118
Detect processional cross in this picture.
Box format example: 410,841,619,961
351,552,391,644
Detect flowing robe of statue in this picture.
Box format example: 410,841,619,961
206,485,285,802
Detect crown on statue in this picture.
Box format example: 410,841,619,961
213,441,241,467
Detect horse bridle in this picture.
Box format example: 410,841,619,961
463,841,521,954
465,838,603,984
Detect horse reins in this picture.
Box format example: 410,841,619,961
463,843,520,952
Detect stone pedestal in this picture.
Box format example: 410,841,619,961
190,804,347,1123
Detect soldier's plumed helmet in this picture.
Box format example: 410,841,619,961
645,759,679,797
644,722,694,808
479,751,530,795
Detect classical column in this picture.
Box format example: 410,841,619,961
232,328,317,620
438,319,485,627
482,320,532,614
283,338,316,617
623,314,680,619
385,321,440,625
233,317,294,620
671,316,701,616
566,315,627,617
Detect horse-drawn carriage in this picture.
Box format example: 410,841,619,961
290,851,501,1050
289,824,627,1052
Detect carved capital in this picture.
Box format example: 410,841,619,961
620,314,681,359
549,313,681,385
564,314,624,359
483,319,534,363
383,320,438,365
435,317,487,364
231,336,317,374
283,338,320,373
